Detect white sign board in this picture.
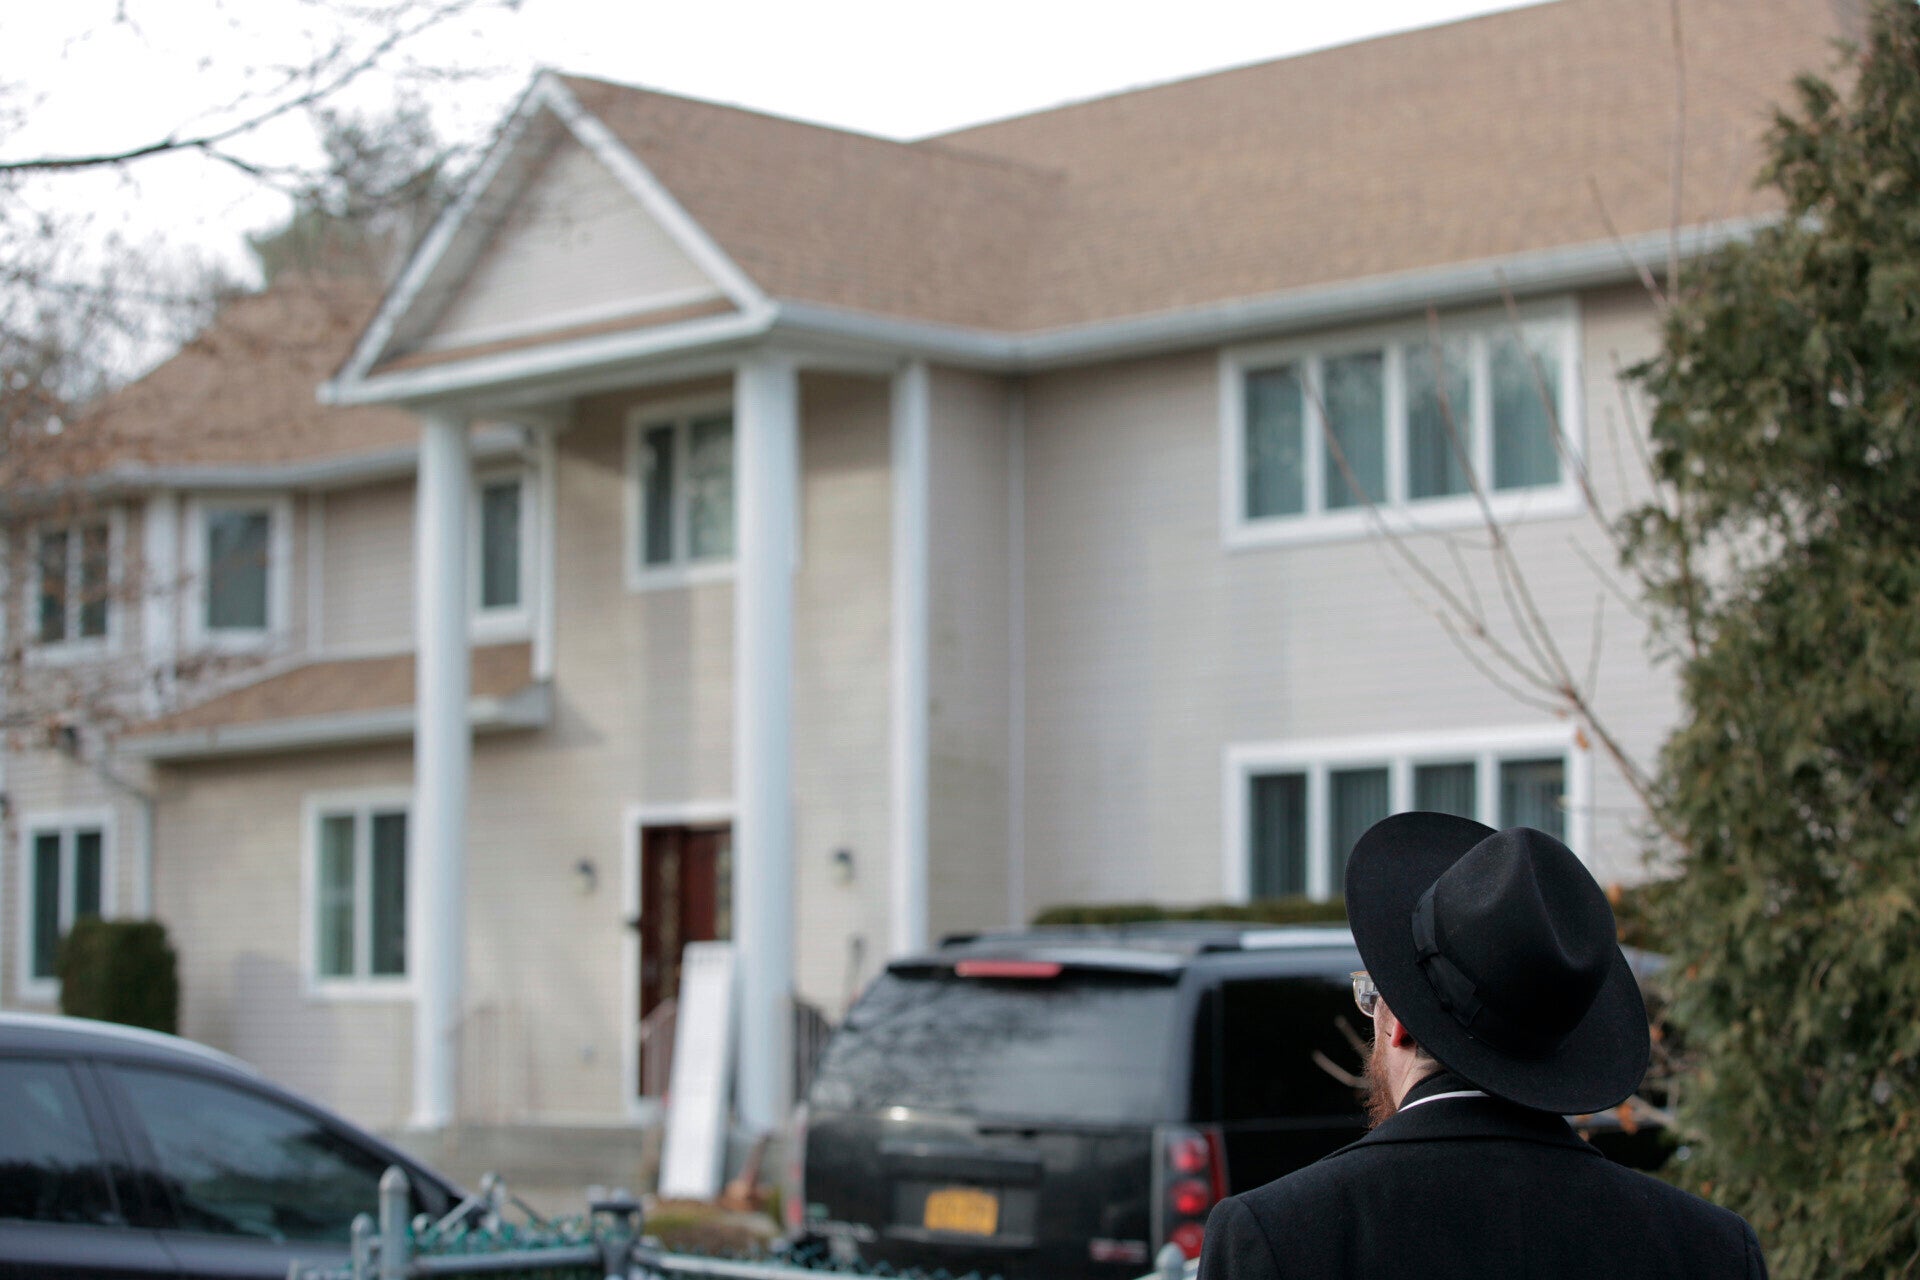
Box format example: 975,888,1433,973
658,941,737,1200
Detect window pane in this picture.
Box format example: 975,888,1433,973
78,524,110,638
72,830,103,920
206,509,270,631
369,812,407,978
1250,773,1308,897
1501,757,1566,840
1219,977,1368,1122
1329,767,1390,888
479,480,521,610
1414,762,1478,819
687,413,735,561
114,1066,389,1244
641,424,676,566
0,1058,119,1224
36,531,67,644
1406,337,1474,500
1323,352,1386,509
1245,365,1306,519
1491,328,1562,489
317,816,355,979
32,833,61,979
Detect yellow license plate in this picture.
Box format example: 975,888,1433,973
923,1186,999,1236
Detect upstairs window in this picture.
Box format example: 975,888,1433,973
32,522,112,648
470,468,535,637
188,496,288,647
627,403,735,588
1227,305,1579,546
1231,730,1578,902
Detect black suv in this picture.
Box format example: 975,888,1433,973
0,1011,462,1279
788,924,1665,1280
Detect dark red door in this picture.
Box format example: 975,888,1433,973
638,824,733,1023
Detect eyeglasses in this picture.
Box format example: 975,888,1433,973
1351,970,1381,1017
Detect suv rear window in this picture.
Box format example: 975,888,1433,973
810,968,1179,1125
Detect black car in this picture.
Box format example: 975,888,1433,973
787,923,1665,1280
0,1011,463,1279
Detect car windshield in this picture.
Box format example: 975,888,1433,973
808,967,1180,1125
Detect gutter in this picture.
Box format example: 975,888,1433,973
118,680,552,763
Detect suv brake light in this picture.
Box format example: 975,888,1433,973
1154,1125,1226,1259
953,959,1063,979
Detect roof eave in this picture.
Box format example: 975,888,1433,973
120,680,552,763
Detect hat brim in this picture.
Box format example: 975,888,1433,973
1345,812,1651,1115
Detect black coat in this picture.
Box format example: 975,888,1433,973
1197,1073,1766,1280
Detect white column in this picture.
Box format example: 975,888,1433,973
532,425,559,682
889,361,931,957
733,353,799,1133
411,409,471,1131
141,493,179,715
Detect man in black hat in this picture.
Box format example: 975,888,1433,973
1197,813,1767,1280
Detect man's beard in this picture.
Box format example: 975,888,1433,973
1364,1029,1397,1128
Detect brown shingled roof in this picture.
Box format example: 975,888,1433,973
557,0,1843,335
132,642,534,738
64,276,421,477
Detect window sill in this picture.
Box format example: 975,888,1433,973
1225,482,1584,552
15,978,59,1005
24,638,116,667
625,560,736,594
470,608,532,643
306,977,415,1002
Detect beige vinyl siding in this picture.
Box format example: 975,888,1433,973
791,374,894,1015
319,480,415,652
1018,289,1677,913
926,369,1016,939
427,138,721,352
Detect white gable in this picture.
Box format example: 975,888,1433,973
419,135,725,353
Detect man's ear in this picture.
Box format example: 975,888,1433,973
1387,1011,1418,1050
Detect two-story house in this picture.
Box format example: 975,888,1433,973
0,0,1844,1142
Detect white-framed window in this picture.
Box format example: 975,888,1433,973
184,494,292,649
17,813,114,1002
1222,301,1583,548
1225,726,1586,902
302,791,411,996
27,517,120,656
625,398,735,590
471,468,533,637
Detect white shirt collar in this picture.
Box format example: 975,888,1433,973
1396,1088,1490,1113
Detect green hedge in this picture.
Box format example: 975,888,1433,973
1032,897,1350,927
57,918,179,1034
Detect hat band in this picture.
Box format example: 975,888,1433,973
1411,888,1563,1058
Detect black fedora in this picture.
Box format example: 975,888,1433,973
1345,811,1649,1115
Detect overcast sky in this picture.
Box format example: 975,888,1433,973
7,0,1552,276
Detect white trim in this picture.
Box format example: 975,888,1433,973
306,496,325,653
1223,723,1590,902
621,799,735,1120
538,74,770,318
623,394,737,593
889,360,930,958
141,495,180,711
301,787,417,1002
15,809,117,1004
533,425,559,681
1220,300,1585,550
1397,1089,1490,1113
1006,385,1027,930
335,77,556,387
181,493,294,653
469,462,535,641
416,286,728,355
23,510,126,664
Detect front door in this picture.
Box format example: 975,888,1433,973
636,824,732,1097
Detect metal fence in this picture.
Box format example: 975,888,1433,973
289,1168,1194,1280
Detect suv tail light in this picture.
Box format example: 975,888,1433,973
1153,1125,1226,1259
782,1102,809,1235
